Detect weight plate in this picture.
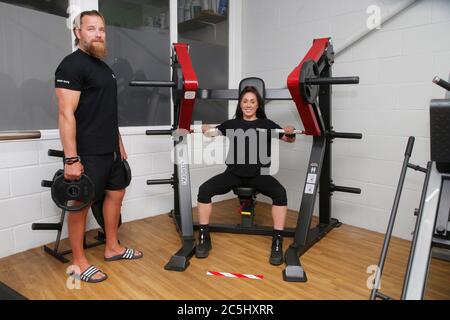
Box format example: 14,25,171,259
51,173,95,211
300,59,320,104
123,159,132,187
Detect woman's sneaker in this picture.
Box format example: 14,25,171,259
195,228,212,258
269,235,284,265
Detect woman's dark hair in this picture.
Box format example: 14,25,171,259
234,86,267,119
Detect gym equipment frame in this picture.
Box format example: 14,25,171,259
131,38,362,281
370,76,450,300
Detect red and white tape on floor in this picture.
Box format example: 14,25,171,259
206,271,264,280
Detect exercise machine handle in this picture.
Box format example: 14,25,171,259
193,127,305,136
255,128,305,135
407,163,427,173
305,76,359,85
274,129,305,135
405,136,415,157
433,76,450,91
130,80,176,88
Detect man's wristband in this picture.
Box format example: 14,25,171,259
64,156,81,165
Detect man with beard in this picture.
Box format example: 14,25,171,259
54,10,142,283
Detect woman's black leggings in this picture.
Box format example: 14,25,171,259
197,170,287,206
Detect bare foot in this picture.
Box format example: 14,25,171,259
104,244,143,260
71,259,107,282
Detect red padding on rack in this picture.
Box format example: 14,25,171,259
173,43,199,131
287,38,329,136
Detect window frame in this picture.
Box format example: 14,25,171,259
37,0,241,140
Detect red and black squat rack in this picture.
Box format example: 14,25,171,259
131,37,362,282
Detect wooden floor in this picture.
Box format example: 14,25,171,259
0,199,449,300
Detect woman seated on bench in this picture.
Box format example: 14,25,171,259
196,85,296,265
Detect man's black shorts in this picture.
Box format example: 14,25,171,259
81,152,128,201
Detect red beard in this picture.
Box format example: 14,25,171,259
87,41,107,59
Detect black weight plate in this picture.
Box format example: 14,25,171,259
300,59,320,104
51,173,95,211
325,39,335,66
53,169,64,180
123,159,132,187
171,63,183,106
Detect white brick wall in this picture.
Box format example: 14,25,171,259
0,141,39,168
0,131,232,258
0,194,42,227
242,0,450,239
0,170,10,199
